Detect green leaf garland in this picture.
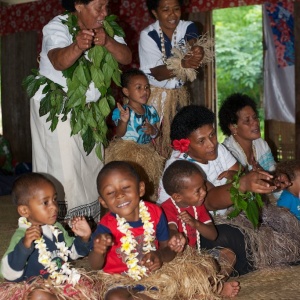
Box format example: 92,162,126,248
22,12,124,160
227,168,264,228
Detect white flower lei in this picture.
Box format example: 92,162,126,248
19,217,80,286
170,198,201,252
116,200,156,281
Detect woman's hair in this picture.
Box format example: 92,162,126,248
146,0,183,19
163,160,204,195
170,105,215,142
96,161,140,195
218,93,258,136
61,0,93,12
12,173,55,206
121,68,147,88
275,160,300,182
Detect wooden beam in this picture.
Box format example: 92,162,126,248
295,1,300,159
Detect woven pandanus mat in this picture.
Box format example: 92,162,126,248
236,265,300,299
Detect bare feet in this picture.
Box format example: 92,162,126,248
220,281,240,298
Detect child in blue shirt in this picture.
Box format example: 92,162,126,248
276,160,300,220
112,68,160,144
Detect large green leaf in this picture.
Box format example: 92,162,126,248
23,12,122,161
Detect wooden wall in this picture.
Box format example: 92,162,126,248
1,31,37,163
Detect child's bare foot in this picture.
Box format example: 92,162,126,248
220,281,240,298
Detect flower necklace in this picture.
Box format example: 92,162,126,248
19,217,80,286
159,26,177,64
116,200,156,281
170,198,201,252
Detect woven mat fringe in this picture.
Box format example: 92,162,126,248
215,204,300,270
95,247,224,300
105,139,165,201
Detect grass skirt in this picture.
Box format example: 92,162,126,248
0,249,227,300
95,247,224,300
0,270,99,300
105,139,165,201
216,204,300,270
147,86,189,158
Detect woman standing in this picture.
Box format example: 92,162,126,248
30,0,132,221
139,0,205,157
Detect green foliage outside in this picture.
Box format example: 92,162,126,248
213,5,264,141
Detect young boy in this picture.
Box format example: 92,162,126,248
161,160,240,298
0,173,92,300
276,160,300,220
89,161,185,300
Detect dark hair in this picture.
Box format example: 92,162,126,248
163,160,204,195
170,105,215,142
11,173,55,206
218,93,258,136
61,0,93,12
121,68,148,88
275,160,300,182
96,161,140,195
146,0,183,19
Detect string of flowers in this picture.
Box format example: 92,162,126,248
170,198,201,252
19,217,80,286
116,201,156,281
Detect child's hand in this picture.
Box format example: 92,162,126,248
23,225,42,249
142,119,157,136
117,102,130,123
168,233,186,253
71,216,92,242
141,251,163,272
179,211,197,228
273,173,291,191
93,233,113,255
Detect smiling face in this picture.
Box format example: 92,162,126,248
98,169,145,222
19,181,58,226
152,0,181,37
232,106,261,141
122,74,150,108
187,124,218,164
76,0,108,30
173,172,207,208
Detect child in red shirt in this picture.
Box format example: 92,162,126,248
161,160,240,298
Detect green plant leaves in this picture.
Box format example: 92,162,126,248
22,13,124,160
227,169,264,228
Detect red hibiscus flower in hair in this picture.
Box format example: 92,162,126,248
172,139,190,153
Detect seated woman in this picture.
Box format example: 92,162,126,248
218,93,276,173
158,104,299,273
218,93,290,201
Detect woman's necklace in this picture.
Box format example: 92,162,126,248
170,198,201,252
159,27,177,64
116,200,156,281
19,217,80,286
234,138,257,169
